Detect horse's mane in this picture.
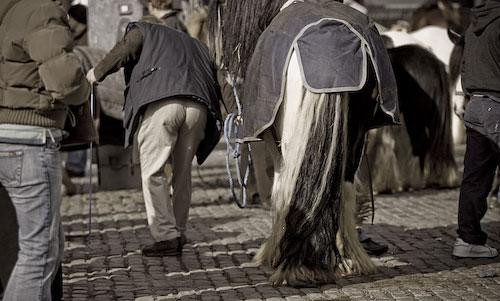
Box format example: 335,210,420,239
207,0,287,81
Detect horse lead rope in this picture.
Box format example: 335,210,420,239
223,76,252,208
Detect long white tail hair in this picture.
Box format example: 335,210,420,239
256,52,374,286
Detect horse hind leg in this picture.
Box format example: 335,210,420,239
337,181,375,275
256,91,374,286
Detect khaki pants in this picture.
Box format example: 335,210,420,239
137,99,207,242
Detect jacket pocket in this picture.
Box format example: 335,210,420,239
0,150,23,187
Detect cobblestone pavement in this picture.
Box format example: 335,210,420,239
61,147,500,300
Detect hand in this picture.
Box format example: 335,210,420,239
186,6,208,23
86,68,97,84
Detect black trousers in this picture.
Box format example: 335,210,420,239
458,128,500,245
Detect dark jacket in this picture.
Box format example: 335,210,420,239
95,22,222,164
0,0,89,129
462,0,500,98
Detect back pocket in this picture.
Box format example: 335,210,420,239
0,150,23,187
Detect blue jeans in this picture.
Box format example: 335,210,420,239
0,140,63,301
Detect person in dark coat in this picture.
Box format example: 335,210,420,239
453,0,500,258
86,0,222,257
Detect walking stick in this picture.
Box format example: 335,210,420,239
88,84,95,236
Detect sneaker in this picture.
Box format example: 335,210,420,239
142,235,186,257
452,238,498,258
361,237,389,256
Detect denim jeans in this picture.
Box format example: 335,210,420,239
0,139,63,301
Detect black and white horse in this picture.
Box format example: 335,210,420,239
206,0,398,286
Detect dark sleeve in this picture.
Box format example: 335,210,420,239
93,27,143,82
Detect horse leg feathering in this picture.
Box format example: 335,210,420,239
255,52,375,286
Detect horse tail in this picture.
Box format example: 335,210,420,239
389,45,458,188
255,90,374,286
427,54,459,187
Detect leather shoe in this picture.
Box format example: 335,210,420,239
142,235,186,257
361,237,388,256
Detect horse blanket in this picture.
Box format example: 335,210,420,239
240,0,399,141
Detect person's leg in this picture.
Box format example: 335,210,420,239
250,142,274,208
457,128,498,245
171,101,207,237
1,141,62,301
0,184,18,298
50,265,63,301
138,100,185,243
65,149,87,176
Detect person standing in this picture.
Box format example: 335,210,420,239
65,3,89,182
453,0,500,258
0,0,90,300
86,0,222,257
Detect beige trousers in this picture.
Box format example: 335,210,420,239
137,99,207,242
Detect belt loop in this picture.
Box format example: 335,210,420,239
44,129,56,144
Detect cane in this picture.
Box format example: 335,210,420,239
87,83,95,236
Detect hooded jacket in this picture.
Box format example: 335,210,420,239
462,0,500,98
0,0,89,129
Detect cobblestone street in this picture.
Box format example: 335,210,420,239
61,147,500,300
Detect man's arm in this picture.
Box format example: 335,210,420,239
24,2,89,106
90,28,144,83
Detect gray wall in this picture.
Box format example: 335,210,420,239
88,0,145,51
